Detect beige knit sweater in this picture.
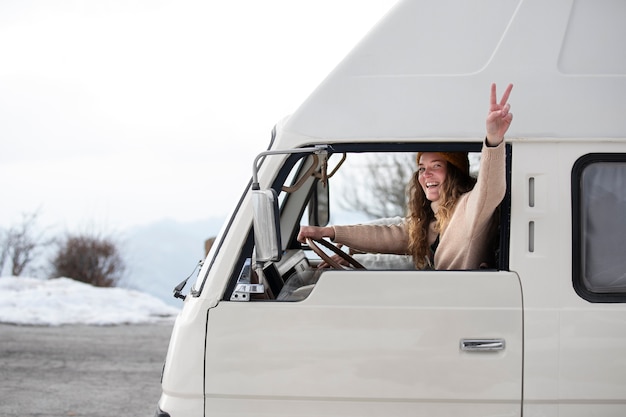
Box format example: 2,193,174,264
332,141,506,270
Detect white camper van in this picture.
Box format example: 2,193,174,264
156,0,626,416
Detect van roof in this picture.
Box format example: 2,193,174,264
277,0,626,148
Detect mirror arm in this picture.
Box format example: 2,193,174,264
281,154,320,193
252,146,330,191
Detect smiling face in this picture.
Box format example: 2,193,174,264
417,152,449,202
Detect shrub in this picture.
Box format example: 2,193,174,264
51,233,125,287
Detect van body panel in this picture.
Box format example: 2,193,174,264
159,297,209,417
204,271,522,416
276,0,626,147
509,140,626,415
557,141,626,410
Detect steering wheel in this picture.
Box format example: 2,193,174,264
306,238,366,270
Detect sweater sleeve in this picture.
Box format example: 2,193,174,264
332,222,409,255
461,140,506,232
433,140,506,270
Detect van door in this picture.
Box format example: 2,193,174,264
204,270,522,416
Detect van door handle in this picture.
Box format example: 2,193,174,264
460,338,505,352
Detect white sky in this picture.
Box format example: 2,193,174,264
0,0,398,232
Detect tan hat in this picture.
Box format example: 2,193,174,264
416,151,470,176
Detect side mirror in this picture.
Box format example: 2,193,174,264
251,189,282,262
251,146,329,262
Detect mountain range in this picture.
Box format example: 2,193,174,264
123,216,226,307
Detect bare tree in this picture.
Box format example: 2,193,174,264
339,153,416,219
0,211,50,277
0,229,8,275
51,233,126,287
338,152,482,220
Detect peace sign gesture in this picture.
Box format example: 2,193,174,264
486,83,513,146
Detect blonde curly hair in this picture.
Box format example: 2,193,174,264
406,152,475,269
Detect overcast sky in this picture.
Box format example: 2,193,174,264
0,0,397,232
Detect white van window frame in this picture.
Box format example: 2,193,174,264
222,142,512,302
572,153,626,303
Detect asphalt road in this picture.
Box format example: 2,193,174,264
0,322,174,417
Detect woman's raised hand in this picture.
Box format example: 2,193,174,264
486,83,513,146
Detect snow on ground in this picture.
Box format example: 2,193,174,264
0,276,180,326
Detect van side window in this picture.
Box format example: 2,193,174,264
225,144,513,302
573,154,626,302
